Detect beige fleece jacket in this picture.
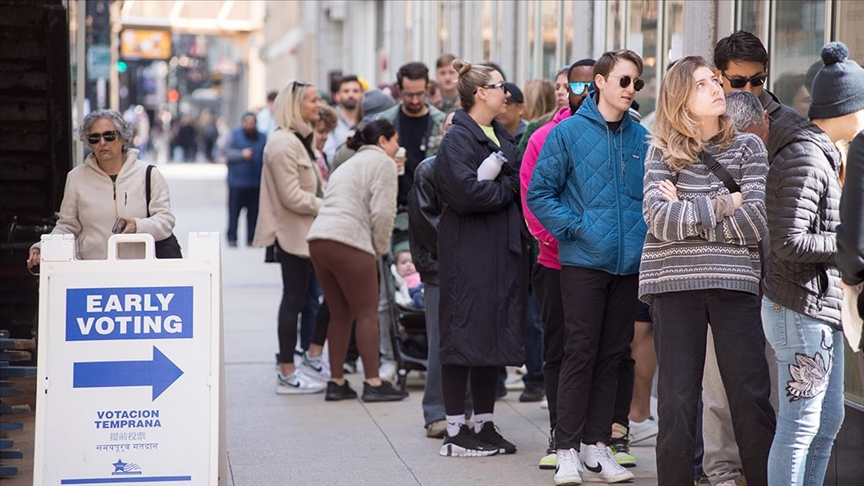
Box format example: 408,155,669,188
33,149,175,260
253,127,323,258
306,145,398,256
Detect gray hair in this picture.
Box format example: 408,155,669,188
78,109,133,152
724,91,765,132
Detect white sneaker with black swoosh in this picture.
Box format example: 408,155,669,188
275,371,326,395
553,448,582,485
578,443,634,483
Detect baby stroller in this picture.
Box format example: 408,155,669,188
380,210,428,390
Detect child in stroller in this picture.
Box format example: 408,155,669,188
392,249,425,310
382,221,429,389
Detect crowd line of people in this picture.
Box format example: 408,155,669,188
28,29,864,486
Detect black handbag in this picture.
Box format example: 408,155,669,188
145,165,183,259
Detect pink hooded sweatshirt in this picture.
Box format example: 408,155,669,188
519,106,572,270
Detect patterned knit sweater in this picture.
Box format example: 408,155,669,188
638,133,768,303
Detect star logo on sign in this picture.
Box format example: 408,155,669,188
113,459,127,472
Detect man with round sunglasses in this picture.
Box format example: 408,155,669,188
528,49,648,484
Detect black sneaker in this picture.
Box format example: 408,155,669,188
476,421,517,454
439,424,499,457
325,380,357,401
519,382,545,402
361,380,408,402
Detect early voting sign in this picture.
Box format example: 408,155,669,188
34,233,225,485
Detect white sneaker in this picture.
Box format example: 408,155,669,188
553,448,583,485
378,358,398,382
578,443,634,483
541,398,549,409
300,353,330,383
275,371,326,395
628,416,658,445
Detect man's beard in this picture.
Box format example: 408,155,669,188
341,99,358,110
244,129,259,140
404,102,424,115
569,97,585,114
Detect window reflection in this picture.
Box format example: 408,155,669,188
771,0,825,118
629,0,659,118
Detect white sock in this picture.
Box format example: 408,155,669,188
445,414,465,437
473,413,493,433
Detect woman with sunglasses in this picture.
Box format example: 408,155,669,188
253,79,330,395
27,109,176,268
434,59,527,457
639,56,775,485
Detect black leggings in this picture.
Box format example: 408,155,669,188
442,365,497,416
276,246,312,364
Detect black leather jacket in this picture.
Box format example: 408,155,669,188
407,156,440,285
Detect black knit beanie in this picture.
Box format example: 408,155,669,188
808,41,864,120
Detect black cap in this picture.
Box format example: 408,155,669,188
504,82,523,104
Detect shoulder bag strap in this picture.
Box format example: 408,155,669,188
701,151,740,193
145,164,154,218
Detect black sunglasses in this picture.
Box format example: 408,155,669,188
291,80,311,93
607,74,644,92
722,72,767,89
87,131,118,144
474,81,509,95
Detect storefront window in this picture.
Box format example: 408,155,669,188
738,0,768,41
608,0,624,50
541,0,560,79
770,0,825,113
628,0,659,118
563,0,574,65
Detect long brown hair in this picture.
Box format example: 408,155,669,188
651,56,736,172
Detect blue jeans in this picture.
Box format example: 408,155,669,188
761,297,845,486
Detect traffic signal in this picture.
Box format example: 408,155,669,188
117,61,128,73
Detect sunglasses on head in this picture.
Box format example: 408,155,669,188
87,131,118,144
607,74,644,91
722,72,767,89
290,79,311,93
569,82,590,95
474,81,509,95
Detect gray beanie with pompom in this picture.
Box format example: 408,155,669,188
808,41,864,120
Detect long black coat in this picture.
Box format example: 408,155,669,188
435,109,528,366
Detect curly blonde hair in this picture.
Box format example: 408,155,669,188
651,56,736,172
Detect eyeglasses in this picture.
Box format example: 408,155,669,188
721,72,767,89
568,82,590,95
606,74,644,92
402,91,426,100
87,131,118,144
474,81,509,95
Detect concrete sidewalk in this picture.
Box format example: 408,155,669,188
165,163,659,486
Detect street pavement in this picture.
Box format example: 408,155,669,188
164,162,659,486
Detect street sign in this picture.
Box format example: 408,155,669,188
87,45,111,81
34,233,226,486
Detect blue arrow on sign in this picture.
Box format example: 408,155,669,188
73,346,183,401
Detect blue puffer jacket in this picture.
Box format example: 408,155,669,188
527,93,649,275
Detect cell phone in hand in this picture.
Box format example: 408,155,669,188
112,218,127,234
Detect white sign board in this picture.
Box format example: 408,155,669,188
33,233,225,486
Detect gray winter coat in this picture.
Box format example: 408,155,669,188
762,114,843,330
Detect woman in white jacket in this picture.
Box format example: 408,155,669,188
306,119,407,403
27,109,175,266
